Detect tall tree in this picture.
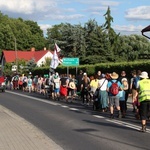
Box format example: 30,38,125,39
103,6,120,62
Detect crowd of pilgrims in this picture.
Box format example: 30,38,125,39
4,69,142,119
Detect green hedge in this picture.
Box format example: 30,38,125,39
33,60,150,77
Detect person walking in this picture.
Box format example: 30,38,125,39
76,70,83,93
137,71,150,132
52,72,61,100
27,76,33,93
130,70,140,113
107,72,122,119
119,78,128,118
81,73,90,105
118,71,129,111
98,74,108,112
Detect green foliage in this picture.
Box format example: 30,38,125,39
3,62,12,75
1,8,150,72
26,58,37,72
43,57,51,67
31,60,150,78
0,12,46,50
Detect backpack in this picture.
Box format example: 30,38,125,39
28,78,32,84
109,80,119,96
132,77,139,90
45,78,49,85
13,75,19,81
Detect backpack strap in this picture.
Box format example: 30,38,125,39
110,80,118,83
99,79,106,89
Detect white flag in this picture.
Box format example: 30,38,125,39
50,50,59,69
55,43,61,52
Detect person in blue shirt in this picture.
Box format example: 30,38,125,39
107,72,122,119
119,78,129,118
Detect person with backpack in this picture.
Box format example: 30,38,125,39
130,70,141,118
107,72,122,119
118,71,129,112
81,73,90,105
119,78,129,118
12,74,19,90
22,74,28,92
27,76,32,93
76,70,83,94
52,72,61,100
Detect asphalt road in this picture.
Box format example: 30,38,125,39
0,90,150,150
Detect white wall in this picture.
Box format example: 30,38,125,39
37,51,53,67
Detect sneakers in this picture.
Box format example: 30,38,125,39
117,111,122,119
132,108,136,112
110,114,114,119
135,114,140,120
140,125,146,133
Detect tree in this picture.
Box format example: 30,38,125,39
103,6,120,62
25,58,37,73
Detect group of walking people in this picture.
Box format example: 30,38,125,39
76,69,150,132
5,69,150,132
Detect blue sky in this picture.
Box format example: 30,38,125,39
0,0,150,36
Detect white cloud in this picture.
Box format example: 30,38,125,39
125,6,150,20
39,24,52,36
63,8,76,13
0,0,85,22
45,14,84,20
78,0,120,6
0,0,57,14
113,24,144,35
39,24,52,31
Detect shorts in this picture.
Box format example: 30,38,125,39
109,96,120,107
54,88,60,93
140,100,150,120
68,88,75,96
23,82,27,88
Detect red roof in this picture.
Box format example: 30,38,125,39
2,50,50,63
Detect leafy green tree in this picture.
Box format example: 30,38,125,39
46,24,64,49
25,58,37,73
24,20,46,49
43,57,51,67
0,24,14,50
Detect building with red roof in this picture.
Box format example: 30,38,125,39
0,48,53,70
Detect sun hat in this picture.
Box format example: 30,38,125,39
55,72,59,76
139,71,149,79
110,72,119,79
121,78,127,82
83,72,87,76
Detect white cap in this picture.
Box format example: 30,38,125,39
83,72,87,76
121,78,127,82
140,71,149,79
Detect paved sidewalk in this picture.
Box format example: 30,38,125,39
0,105,63,150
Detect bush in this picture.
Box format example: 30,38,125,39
32,60,150,77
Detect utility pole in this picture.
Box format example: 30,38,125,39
14,37,18,73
